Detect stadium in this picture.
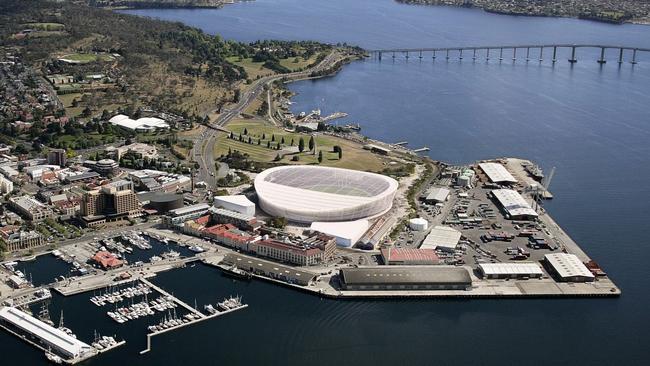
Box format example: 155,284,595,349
255,166,398,223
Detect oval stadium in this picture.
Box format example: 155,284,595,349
254,166,398,223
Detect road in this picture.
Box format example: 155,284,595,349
190,50,347,188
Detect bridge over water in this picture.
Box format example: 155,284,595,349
368,44,650,64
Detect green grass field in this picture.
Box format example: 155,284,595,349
214,119,389,171
59,53,114,64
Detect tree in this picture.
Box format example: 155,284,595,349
298,137,305,152
243,127,248,135
308,135,315,151
267,141,271,148
262,133,266,140
274,153,281,161
338,147,343,159
271,134,275,142
281,136,285,144
318,150,323,163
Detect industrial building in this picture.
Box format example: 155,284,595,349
380,248,439,265
478,162,518,184
202,223,260,251
544,253,595,282
420,226,461,252
0,174,13,194
213,195,256,216
310,219,369,247
0,307,93,359
339,266,472,291
128,170,191,193
211,207,261,231
221,253,316,286
255,166,398,223
424,187,450,203
162,203,211,227
478,262,544,279
491,189,538,220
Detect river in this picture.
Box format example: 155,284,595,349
2,0,649,364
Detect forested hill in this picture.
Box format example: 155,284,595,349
84,0,230,9
397,0,650,24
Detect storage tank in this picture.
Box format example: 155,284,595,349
409,217,429,231
457,175,471,187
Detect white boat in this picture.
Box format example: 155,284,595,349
188,245,205,253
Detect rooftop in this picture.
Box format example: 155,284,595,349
479,162,517,184
340,266,471,285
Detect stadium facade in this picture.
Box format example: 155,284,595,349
255,166,398,223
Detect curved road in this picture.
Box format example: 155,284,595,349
191,50,346,188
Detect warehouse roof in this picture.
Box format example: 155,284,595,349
492,189,538,218
545,253,594,280
479,262,544,276
0,306,92,358
479,162,517,184
168,203,210,217
421,226,461,250
380,248,439,264
340,266,471,285
425,187,450,202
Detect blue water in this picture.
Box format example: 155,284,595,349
3,0,649,364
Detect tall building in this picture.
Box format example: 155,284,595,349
80,180,140,226
47,148,67,167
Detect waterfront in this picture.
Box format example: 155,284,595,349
1,0,648,364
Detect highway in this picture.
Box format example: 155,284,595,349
190,50,346,188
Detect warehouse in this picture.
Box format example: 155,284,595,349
310,219,369,247
221,253,316,286
544,253,595,282
213,195,256,216
380,248,439,265
478,162,517,184
0,307,93,359
491,189,538,220
420,226,461,252
424,187,450,203
478,262,544,279
339,266,472,291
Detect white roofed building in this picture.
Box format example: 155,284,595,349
545,253,595,282
421,226,461,252
479,162,517,184
478,262,544,279
491,189,538,220
214,195,255,216
109,114,169,132
310,219,370,247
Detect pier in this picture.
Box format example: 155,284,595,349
139,278,205,319
413,147,430,153
139,303,248,354
369,44,650,64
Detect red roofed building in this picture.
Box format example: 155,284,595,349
202,223,259,251
380,248,440,265
92,251,124,269
250,233,336,266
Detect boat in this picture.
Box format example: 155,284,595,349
188,245,205,253
221,265,252,281
45,351,63,364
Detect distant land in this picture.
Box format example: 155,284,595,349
397,0,650,25
82,0,236,10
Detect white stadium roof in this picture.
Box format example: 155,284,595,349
479,162,517,184
492,189,538,218
479,262,544,276
545,253,594,280
109,114,169,131
214,195,255,208
255,166,398,223
421,226,461,251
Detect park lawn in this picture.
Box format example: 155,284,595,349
217,118,389,172
58,92,84,107
278,52,322,71
59,53,114,63
243,95,264,115
227,57,274,79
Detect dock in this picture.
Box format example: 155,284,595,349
413,147,430,152
393,141,408,146
139,278,205,319
139,304,248,354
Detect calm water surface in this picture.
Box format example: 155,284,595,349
2,1,649,364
